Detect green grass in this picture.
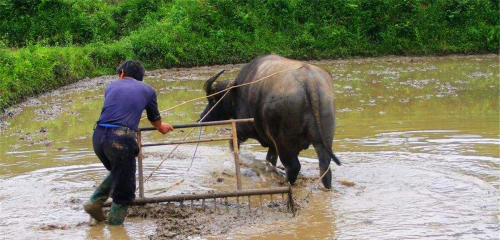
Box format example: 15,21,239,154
0,0,498,110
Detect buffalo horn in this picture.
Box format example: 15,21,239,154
204,69,225,94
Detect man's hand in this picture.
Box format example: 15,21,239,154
159,122,174,134
151,120,173,134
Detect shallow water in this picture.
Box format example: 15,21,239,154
0,55,498,239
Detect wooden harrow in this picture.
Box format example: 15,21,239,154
104,118,295,214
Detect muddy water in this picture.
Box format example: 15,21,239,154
0,55,498,239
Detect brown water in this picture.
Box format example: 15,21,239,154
0,55,498,239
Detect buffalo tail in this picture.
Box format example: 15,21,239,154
304,73,341,166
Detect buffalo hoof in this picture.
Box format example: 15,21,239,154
286,170,299,185
321,169,332,189
288,178,297,185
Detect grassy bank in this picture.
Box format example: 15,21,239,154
1,0,498,110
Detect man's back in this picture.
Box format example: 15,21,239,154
97,78,160,131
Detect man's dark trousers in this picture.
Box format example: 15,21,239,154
92,126,139,204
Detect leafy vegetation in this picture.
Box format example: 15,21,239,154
0,0,498,110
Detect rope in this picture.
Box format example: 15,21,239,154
142,127,195,184
160,149,234,194
187,127,202,172
161,124,202,193
248,151,332,203
302,167,332,202
227,149,332,204
139,65,303,192
142,89,231,185
140,66,303,121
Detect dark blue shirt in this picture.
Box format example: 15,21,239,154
97,78,161,131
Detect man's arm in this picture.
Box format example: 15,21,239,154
146,90,173,134
151,119,173,134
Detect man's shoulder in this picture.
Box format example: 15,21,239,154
134,80,155,93
105,79,120,92
112,79,154,91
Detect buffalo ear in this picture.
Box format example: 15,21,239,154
204,69,225,94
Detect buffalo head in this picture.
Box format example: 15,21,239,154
199,69,233,122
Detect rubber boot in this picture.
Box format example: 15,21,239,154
84,173,112,222
108,203,128,225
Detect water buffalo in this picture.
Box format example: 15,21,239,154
200,55,341,189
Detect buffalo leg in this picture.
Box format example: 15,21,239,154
312,143,332,189
266,147,278,166
228,139,242,151
275,143,301,185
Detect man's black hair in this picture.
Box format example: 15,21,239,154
116,60,146,81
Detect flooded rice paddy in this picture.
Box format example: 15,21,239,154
0,55,498,239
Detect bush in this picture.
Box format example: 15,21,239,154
0,42,133,109
0,0,498,110
0,46,93,108
0,0,114,47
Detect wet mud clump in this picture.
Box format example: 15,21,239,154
339,179,356,187
39,222,87,231
15,127,52,147
34,104,68,121
126,200,297,239
0,119,9,131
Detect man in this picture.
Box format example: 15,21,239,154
84,60,173,225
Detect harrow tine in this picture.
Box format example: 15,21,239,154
214,197,217,213
282,193,285,211
225,197,229,212
259,195,263,213
287,186,296,216
236,196,240,216
109,186,293,214
131,119,298,215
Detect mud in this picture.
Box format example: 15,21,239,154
40,222,88,231
338,179,356,187
34,104,68,121
146,63,243,80
12,127,53,147
118,201,293,240
0,54,498,240
112,141,125,149
1,75,115,121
